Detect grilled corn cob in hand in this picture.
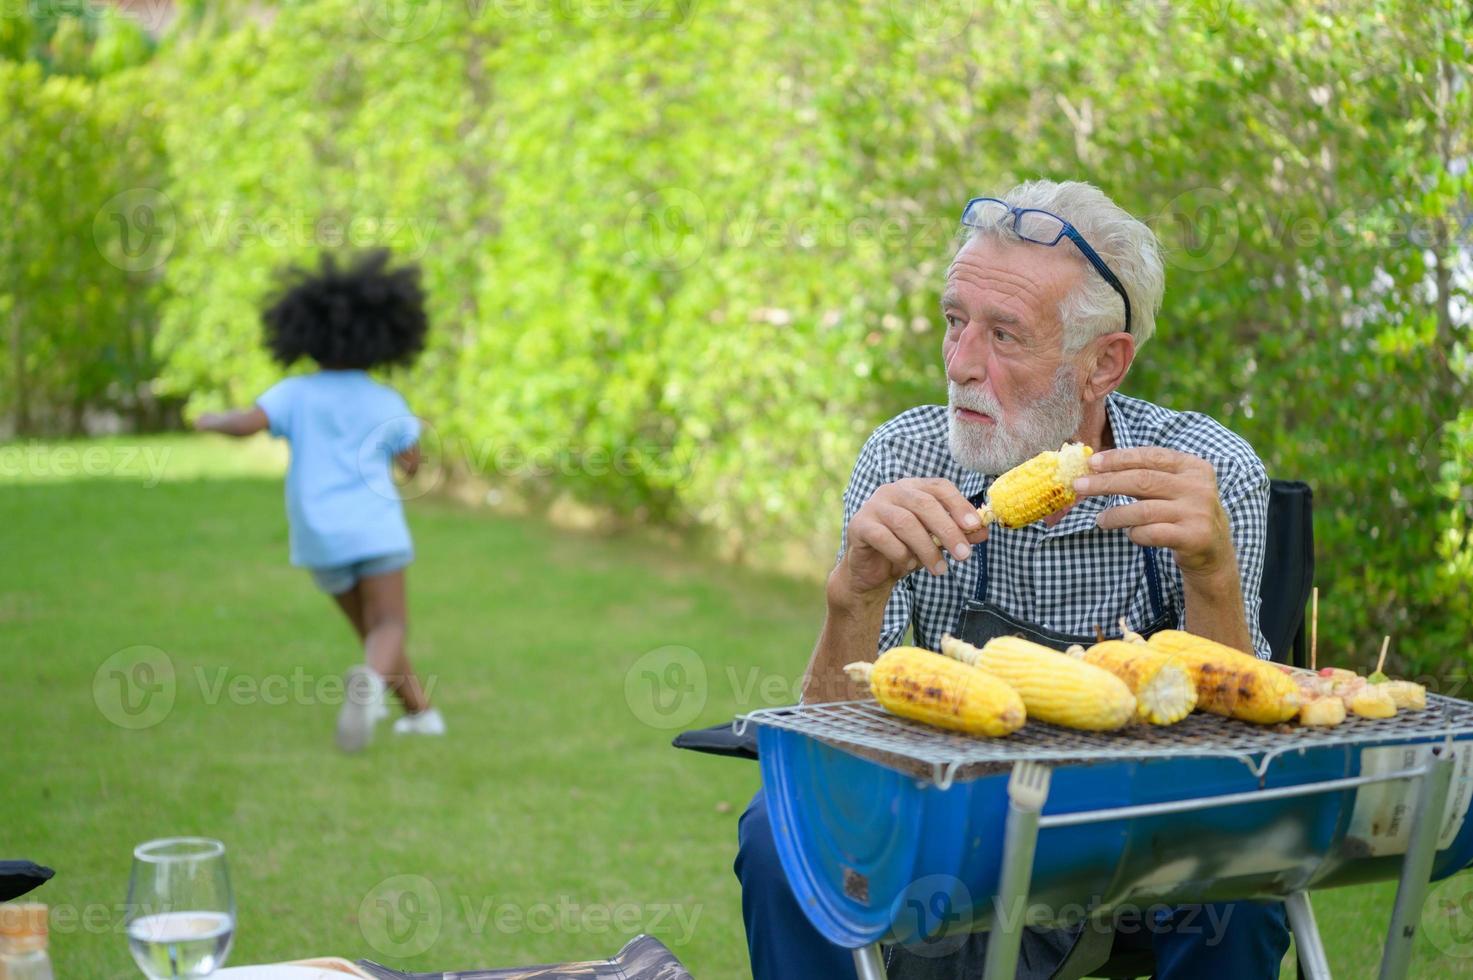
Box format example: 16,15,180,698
977,442,1094,529
941,634,1136,731
845,647,1026,737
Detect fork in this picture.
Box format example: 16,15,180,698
1008,759,1052,813
984,760,1053,980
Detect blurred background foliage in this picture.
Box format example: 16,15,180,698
2,0,1470,677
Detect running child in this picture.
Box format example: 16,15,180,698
195,249,443,751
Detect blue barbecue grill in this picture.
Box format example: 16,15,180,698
738,688,1473,980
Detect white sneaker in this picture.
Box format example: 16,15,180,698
393,707,446,736
336,665,388,753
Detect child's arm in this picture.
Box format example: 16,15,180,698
194,407,270,437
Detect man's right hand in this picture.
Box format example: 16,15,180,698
831,478,988,602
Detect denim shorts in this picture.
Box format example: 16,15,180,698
307,551,413,595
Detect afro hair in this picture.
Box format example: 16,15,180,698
261,249,428,370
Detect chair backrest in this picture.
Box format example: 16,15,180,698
1260,480,1315,666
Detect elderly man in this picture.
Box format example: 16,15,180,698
733,181,1291,979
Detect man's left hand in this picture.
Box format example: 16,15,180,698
1072,447,1233,578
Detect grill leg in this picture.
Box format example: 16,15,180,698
1285,891,1331,980
852,942,888,980
983,762,1052,980
1378,746,1455,980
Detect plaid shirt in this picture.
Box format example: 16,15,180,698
837,392,1272,659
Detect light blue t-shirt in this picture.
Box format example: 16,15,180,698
256,371,419,568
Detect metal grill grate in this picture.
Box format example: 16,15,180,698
737,692,1473,788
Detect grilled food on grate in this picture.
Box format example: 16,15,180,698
844,647,1026,738
1297,696,1347,727
1349,684,1398,719
941,634,1137,732
1286,665,1428,727
743,688,1473,796
1383,680,1427,710
1072,639,1197,725
1146,630,1301,724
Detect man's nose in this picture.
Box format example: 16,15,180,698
945,321,990,385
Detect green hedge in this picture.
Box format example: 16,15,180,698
0,48,169,433
5,0,1471,677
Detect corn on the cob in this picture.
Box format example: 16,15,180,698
1145,630,1300,724
1298,696,1347,727
941,634,1135,731
1076,640,1197,725
845,647,1025,737
978,442,1094,529
1382,680,1427,711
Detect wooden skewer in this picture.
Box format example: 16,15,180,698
1376,635,1391,676
1309,587,1319,671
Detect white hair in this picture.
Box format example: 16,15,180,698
955,180,1165,353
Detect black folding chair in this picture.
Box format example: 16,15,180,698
1260,480,1315,669
673,481,1316,978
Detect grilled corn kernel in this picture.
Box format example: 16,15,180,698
845,647,1025,737
941,634,1136,731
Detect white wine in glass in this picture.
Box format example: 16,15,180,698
125,838,235,979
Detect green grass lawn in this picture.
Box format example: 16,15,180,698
2,435,1469,979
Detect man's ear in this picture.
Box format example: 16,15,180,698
1082,332,1135,403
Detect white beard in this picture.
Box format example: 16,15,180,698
946,368,1085,475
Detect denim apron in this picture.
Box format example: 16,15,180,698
886,526,1176,980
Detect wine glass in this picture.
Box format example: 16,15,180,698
125,838,235,979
